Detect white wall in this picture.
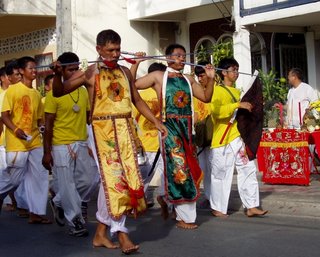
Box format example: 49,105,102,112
0,0,55,15
127,0,215,20
68,0,160,75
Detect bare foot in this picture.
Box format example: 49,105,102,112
118,232,139,255
157,196,169,220
176,220,198,229
4,204,16,212
246,207,268,217
92,222,118,249
93,233,118,249
211,210,229,218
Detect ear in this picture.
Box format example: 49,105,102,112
96,45,101,55
222,70,227,77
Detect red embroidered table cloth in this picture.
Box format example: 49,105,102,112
257,129,310,185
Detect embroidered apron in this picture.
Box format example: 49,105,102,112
162,73,199,203
92,67,146,219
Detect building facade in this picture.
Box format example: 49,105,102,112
0,0,319,91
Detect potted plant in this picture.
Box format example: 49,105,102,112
259,69,288,128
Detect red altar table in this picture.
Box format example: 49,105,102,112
257,129,311,185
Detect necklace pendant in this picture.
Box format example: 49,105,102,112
72,104,80,113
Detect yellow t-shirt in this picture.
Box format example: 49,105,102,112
44,86,90,145
1,82,42,151
210,85,241,148
132,88,160,152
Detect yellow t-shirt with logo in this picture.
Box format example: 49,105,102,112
132,88,160,152
1,82,42,151
44,86,90,145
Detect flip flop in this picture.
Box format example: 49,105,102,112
28,217,53,224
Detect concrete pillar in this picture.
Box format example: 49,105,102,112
56,0,73,55
305,31,318,91
233,27,252,92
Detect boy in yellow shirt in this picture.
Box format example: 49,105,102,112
208,57,267,218
0,56,50,224
43,52,99,236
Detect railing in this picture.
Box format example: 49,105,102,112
240,0,319,17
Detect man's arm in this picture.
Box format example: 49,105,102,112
42,112,55,171
1,111,27,139
125,67,167,138
52,63,94,97
129,52,146,80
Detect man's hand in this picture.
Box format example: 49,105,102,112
239,101,253,112
204,64,215,79
154,120,168,139
42,152,53,171
14,128,28,140
132,52,147,64
50,61,63,76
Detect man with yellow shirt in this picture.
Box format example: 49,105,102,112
0,56,50,224
42,52,99,237
0,65,29,216
208,57,267,218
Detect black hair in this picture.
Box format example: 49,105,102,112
0,66,6,77
147,62,167,73
165,44,186,56
96,29,121,46
57,52,79,65
217,57,239,80
194,61,210,76
44,74,54,85
5,60,19,75
289,67,304,81
17,56,36,69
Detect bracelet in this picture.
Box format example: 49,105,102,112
13,127,19,134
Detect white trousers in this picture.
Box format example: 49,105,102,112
208,137,260,214
0,147,49,215
87,125,128,235
96,183,127,236
52,142,100,226
0,146,28,209
197,146,211,200
174,202,197,223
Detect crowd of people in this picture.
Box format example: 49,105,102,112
2,28,315,255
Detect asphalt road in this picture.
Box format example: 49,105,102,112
1,205,320,257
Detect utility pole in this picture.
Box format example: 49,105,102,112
56,0,72,55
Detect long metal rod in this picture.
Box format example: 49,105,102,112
148,56,255,76
36,55,255,76
121,51,196,58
